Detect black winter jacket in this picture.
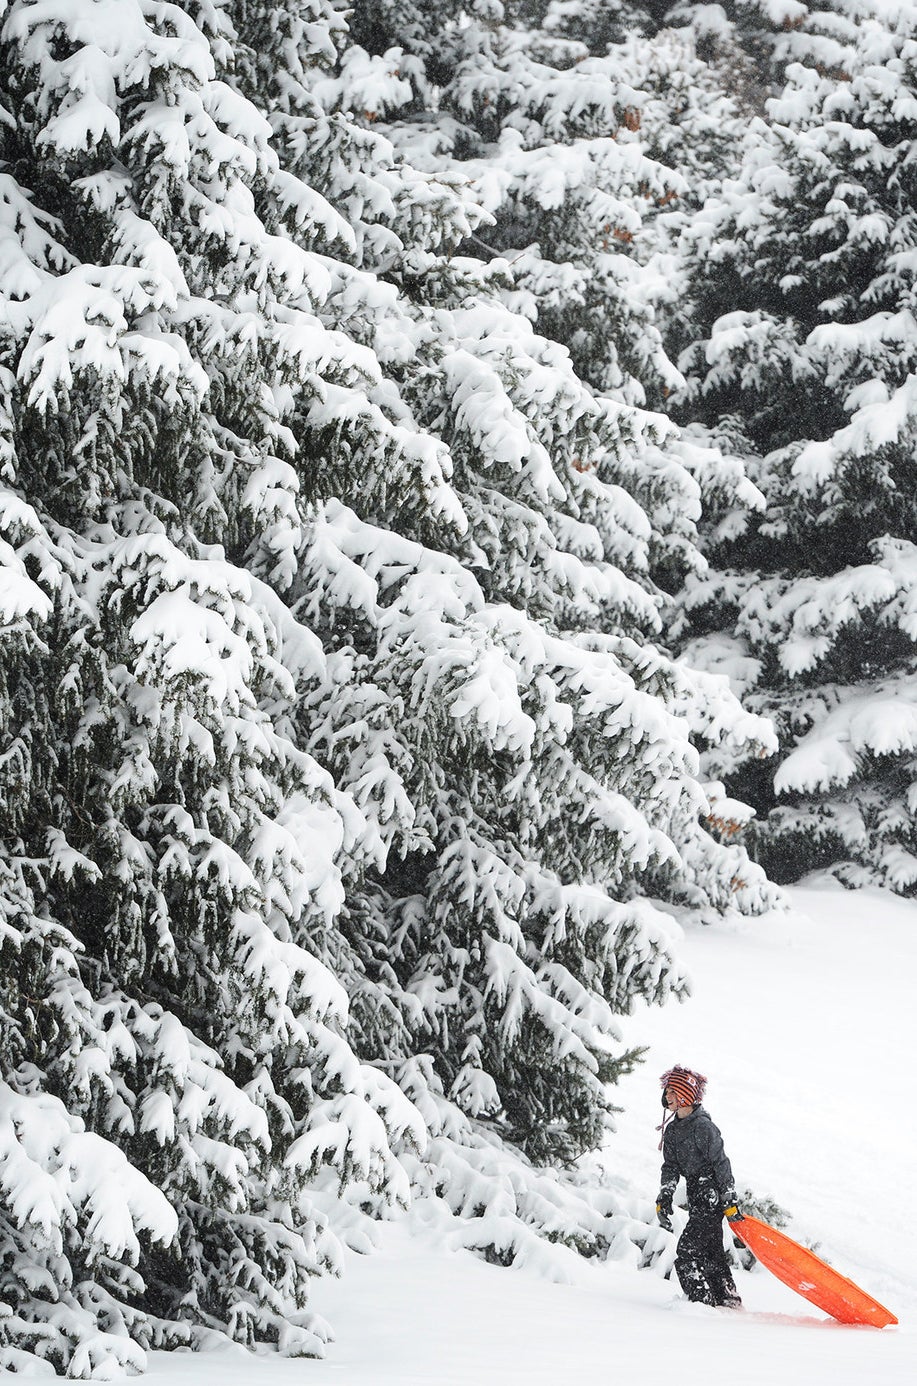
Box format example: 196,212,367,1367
658,1105,737,1214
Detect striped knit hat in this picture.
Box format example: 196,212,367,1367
660,1065,707,1109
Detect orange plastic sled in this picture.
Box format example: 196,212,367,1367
730,1215,897,1327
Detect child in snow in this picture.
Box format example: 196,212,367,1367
655,1065,743,1308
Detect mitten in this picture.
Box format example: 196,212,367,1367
656,1201,673,1232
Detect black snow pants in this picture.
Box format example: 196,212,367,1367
675,1208,740,1307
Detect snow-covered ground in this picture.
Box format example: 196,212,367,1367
145,879,915,1385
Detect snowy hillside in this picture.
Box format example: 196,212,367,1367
5,0,917,1374
141,881,914,1385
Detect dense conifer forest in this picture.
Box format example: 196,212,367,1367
1,0,913,1372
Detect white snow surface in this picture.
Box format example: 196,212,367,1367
144,880,914,1385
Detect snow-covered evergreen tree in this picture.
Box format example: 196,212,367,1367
371,2,684,411
0,0,428,1370
341,0,778,598
230,0,776,1200
1,0,775,1372
675,0,917,890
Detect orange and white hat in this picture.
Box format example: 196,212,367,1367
660,1065,707,1108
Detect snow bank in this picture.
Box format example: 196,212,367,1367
139,881,913,1385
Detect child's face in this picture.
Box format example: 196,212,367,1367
665,1087,693,1116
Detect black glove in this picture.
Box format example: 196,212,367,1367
656,1201,673,1232
723,1202,744,1223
